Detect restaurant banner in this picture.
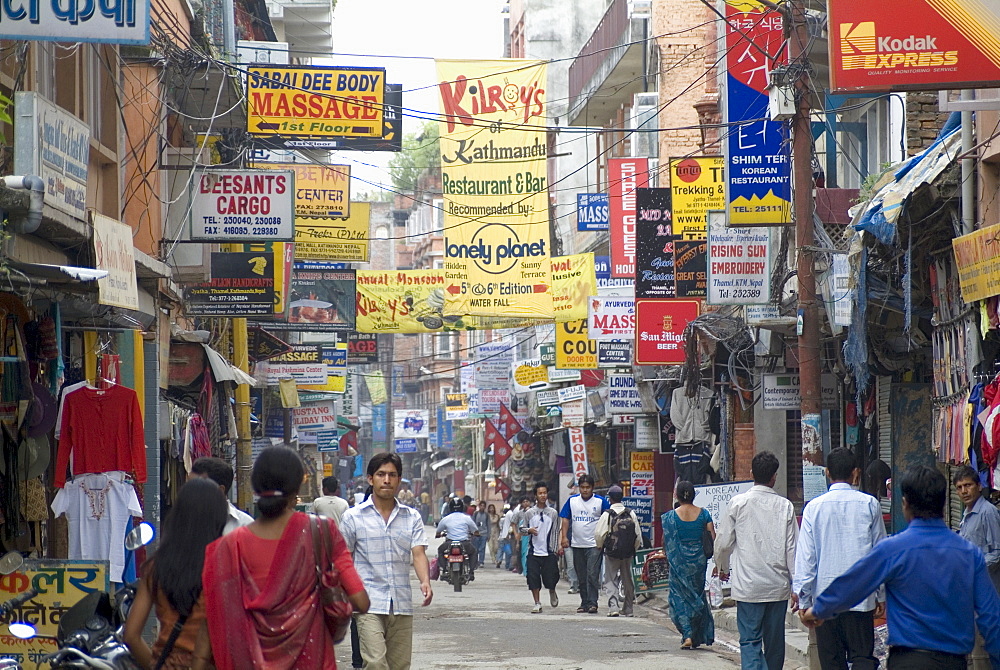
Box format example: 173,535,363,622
551,253,598,323
707,210,771,304
294,202,370,262
283,263,356,331
634,187,675,299
669,157,725,239
723,1,792,226
609,158,650,278
634,299,701,365
251,162,350,218
436,59,554,319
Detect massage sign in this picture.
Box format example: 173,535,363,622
189,169,295,242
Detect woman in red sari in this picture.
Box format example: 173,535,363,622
194,447,369,670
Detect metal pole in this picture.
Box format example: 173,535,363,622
790,0,822,504
961,90,975,235
233,317,253,511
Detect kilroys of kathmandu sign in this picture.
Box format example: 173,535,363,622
436,60,554,319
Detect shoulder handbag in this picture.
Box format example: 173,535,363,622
701,513,714,559
152,615,187,670
309,513,354,644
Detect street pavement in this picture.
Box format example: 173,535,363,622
338,527,745,669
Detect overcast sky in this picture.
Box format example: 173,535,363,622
327,0,508,194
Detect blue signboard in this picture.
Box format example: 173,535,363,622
264,413,284,439
577,193,609,231
372,405,387,443
315,430,340,452
595,255,633,291
622,496,653,541
436,406,453,450
394,438,418,453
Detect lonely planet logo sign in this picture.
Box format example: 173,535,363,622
446,223,547,275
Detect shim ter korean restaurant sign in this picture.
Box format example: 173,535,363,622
953,226,1000,302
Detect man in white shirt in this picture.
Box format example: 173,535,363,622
595,485,642,617
559,474,610,614
522,483,562,613
498,504,514,569
715,451,798,670
310,476,350,525
794,447,886,670
189,457,253,535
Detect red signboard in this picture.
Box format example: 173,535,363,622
829,0,1000,92
634,299,701,365
608,158,650,278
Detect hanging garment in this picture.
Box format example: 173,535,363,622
183,414,211,473
51,472,142,583
669,387,714,445
54,381,90,440
54,385,146,488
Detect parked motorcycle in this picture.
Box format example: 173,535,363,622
440,540,473,592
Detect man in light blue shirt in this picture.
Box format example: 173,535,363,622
794,447,886,670
436,498,480,578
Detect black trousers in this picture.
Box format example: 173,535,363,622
887,647,966,670
815,609,878,670
526,553,559,591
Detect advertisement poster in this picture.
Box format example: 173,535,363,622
251,162,350,218
292,401,338,431
189,169,295,242
512,359,551,393
255,262,357,332
953,225,1000,302
634,299,701,365
669,157,725,239
294,201,370,262
436,59,554,319
828,0,1000,92
634,187,675,299
185,252,276,316
609,158,650,278
445,393,470,420
761,373,840,410
630,451,655,496
347,333,379,364
475,342,515,390
479,389,510,414
674,239,707,298
707,211,771,304
724,1,792,226
588,296,636,341
246,66,385,139
551,253,598,322
608,373,643,414
555,320,598,370
93,213,139,310
254,345,326,385
321,84,403,152
300,345,348,393
394,409,430,439
577,193,609,231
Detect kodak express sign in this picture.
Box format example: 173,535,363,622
247,66,385,138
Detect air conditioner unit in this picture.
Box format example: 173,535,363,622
631,92,659,159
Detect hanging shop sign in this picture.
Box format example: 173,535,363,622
14,92,90,221
436,59,554,319
547,367,582,384
588,296,636,341
292,401,338,432
536,389,561,407
512,359,551,393
247,327,293,362
270,263,357,332
251,162,350,218
568,426,589,481
723,1,792,226
189,169,294,242
634,299,701,365
828,0,1000,92
234,241,293,318
670,157,725,239
551,254,598,322
555,319,598,370
953,225,1000,302
562,398,586,426
394,409,430,439
394,438,418,453
630,451,655,496
311,84,403,152
609,158,650,278
761,373,841,410
185,252,276,317
478,388,510,414
635,416,660,451
598,341,633,367
445,393,470,420
255,344,326,385
475,342,514,389
558,384,587,404
577,193,610,231
294,202,370,262
634,187,675,299
608,373,642,414
300,345,348,393
674,239,708,298
391,365,405,400
539,342,556,366
92,213,139,310
246,65,385,139
0,0,149,43
347,333,379,364
707,210,771,304
372,404,387,442
622,496,654,541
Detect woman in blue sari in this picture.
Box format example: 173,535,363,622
661,480,715,649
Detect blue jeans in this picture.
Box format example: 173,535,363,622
736,600,786,670
473,535,487,567
497,538,512,568
573,547,603,610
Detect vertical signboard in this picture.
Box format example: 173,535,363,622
609,158,650,278
436,59,553,319
724,1,792,226
634,187,675,299
707,210,771,304
568,426,589,482
630,451,655,496
670,157,725,239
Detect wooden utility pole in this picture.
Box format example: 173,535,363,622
233,317,253,510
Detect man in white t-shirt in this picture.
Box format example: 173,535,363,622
523,483,562,613
310,476,350,525
189,457,253,534
559,474,610,614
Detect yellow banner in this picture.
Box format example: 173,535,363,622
436,59,553,319
251,163,350,218
555,319,598,370
301,343,348,393
670,157,725,240
551,253,597,323
247,66,385,138
953,225,1000,302
365,370,386,405
295,202,370,262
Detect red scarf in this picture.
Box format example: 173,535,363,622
202,512,334,669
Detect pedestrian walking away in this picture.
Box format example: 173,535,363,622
793,447,886,670
195,447,370,669
498,504,514,569
340,452,432,670
661,481,715,648
522,482,562,613
311,475,350,526
714,451,798,670
487,503,501,567
510,496,531,575
802,465,1000,670
560,474,610,614
188,457,254,535
472,500,489,568
596,485,641,618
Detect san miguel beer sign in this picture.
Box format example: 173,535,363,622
829,0,1000,92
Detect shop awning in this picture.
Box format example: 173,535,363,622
8,261,108,283
430,457,454,471
202,344,257,385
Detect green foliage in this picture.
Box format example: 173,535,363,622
388,121,440,193
0,92,13,126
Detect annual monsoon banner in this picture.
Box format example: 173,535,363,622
436,59,553,319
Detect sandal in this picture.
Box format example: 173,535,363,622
681,638,693,650
587,606,598,614
576,607,586,613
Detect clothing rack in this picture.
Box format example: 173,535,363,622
61,326,140,333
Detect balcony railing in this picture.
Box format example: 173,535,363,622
568,0,628,114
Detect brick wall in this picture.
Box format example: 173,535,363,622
906,92,950,156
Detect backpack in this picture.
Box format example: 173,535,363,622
603,508,638,559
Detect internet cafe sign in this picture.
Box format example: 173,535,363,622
0,0,149,43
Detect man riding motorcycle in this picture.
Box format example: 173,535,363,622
435,497,480,579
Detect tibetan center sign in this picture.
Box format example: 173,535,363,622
436,59,553,319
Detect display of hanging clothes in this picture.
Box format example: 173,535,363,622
669,386,715,445
54,384,146,488
51,471,142,583
181,413,211,473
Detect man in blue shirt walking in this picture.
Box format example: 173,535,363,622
801,466,1000,669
